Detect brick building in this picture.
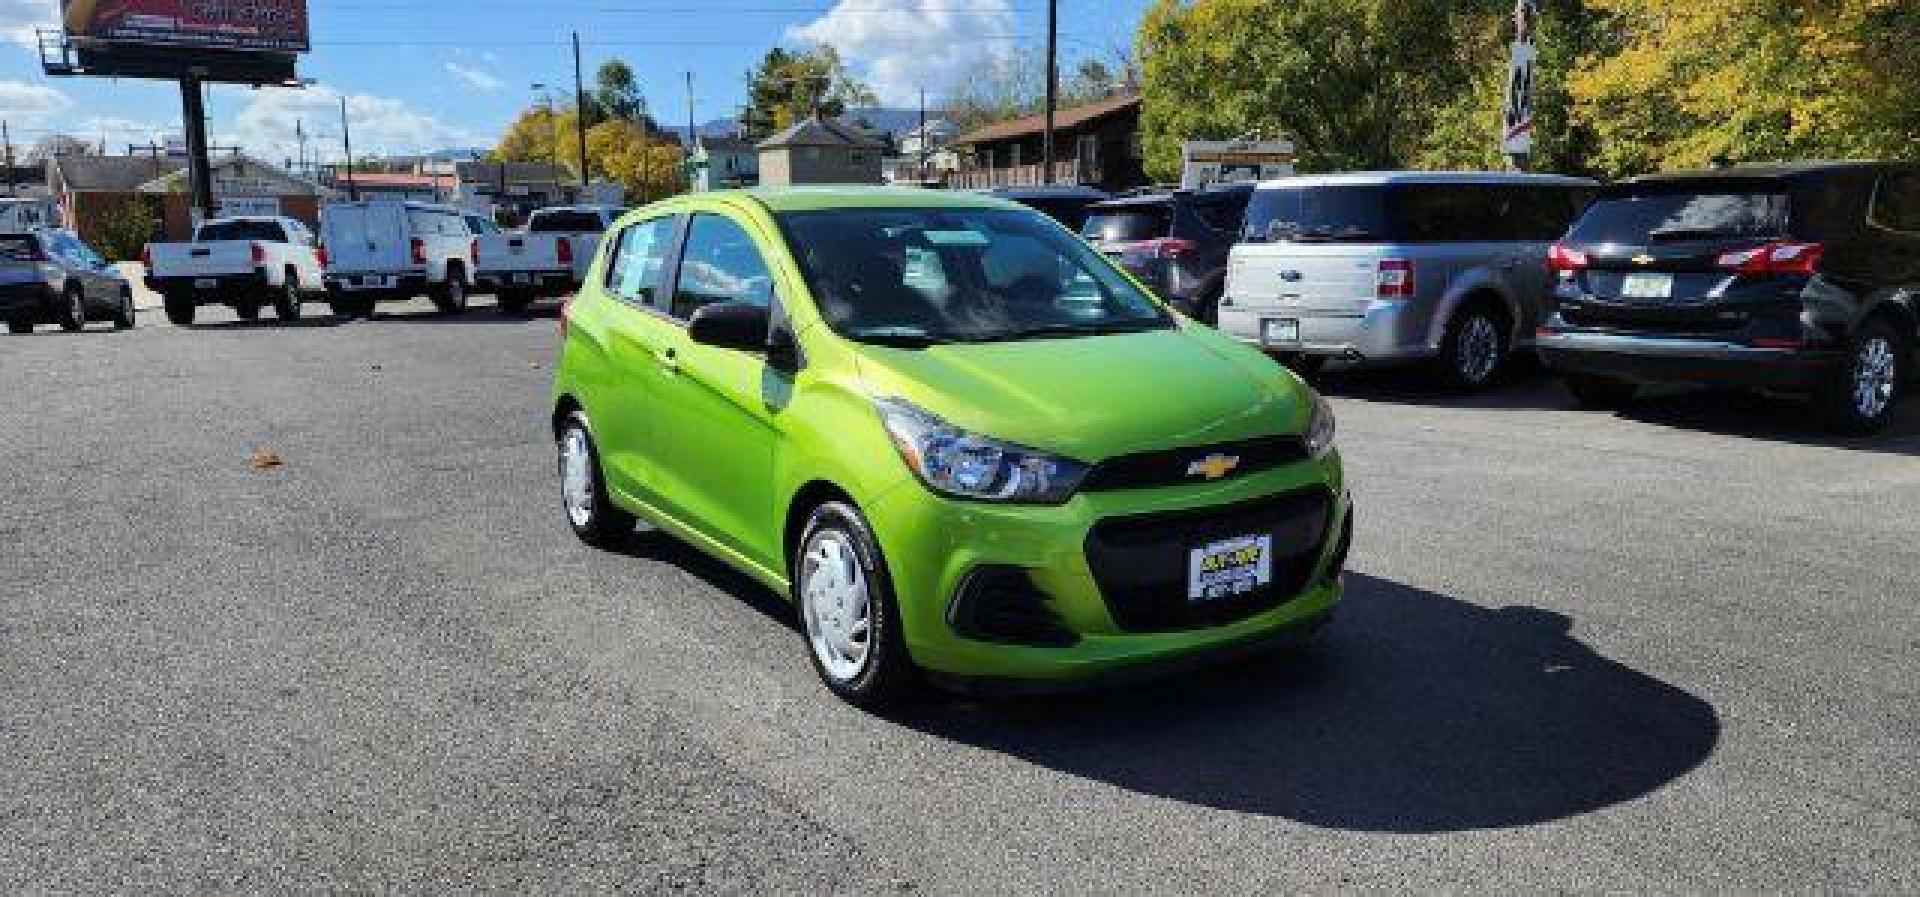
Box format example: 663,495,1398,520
46,154,325,244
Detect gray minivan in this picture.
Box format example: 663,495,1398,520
1219,172,1597,387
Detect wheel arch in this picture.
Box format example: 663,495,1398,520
551,393,584,440
1432,284,1518,348
783,479,859,579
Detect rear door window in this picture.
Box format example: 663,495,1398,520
1870,171,1920,234
1568,189,1789,244
1081,207,1172,243
1394,185,1506,242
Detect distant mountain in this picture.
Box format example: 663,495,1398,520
660,107,950,147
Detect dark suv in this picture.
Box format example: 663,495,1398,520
1080,184,1253,324
1539,163,1918,432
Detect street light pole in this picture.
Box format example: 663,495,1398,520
572,31,589,190
1042,0,1058,185
339,95,358,201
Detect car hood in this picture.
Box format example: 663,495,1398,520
852,326,1304,462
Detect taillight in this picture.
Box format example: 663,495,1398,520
1376,258,1415,299
316,245,330,268
556,236,573,265
1547,242,1590,275
1717,241,1823,277
250,241,266,265
410,236,426,265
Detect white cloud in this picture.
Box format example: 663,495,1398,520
0,79,71,118
445,60,503,93
787,0,1018,105
222,85,483,165
0,0,57,48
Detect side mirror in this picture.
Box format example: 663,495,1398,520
687,301,771,353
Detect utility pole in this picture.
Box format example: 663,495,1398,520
340,95,358,201
295,119,308,179
1042,0,1058,184
572,31,589,190
918,88,927,175
2,120,12,197
686,71,697,192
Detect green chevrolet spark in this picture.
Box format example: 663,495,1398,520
550,187,1349,706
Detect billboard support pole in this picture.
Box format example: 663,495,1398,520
180,73,215,224
340,96,358,201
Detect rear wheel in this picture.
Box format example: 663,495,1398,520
1436,302,1509,390
795,501,918,709
6,321,32,335
112,289,135,330
163,294,196,327
329,295,374,320
233,301,262,322
58,286,86,332
432,269,470,315
497,289,534,315
1817,317,1909,434
273,276,302,322
1565,374,1638,408
556,411,634,548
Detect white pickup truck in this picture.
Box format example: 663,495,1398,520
143,216,326,326
474,205,623,314
320,200,479,319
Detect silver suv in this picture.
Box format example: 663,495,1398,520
1220,172,1597,388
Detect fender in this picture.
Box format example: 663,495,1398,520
1422,266,1522,352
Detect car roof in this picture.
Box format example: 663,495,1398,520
727,186,1023,214
975,185,1111,200
1254,170,1598,188
1617,161,1898,185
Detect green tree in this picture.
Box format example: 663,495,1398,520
742,45,878,138
93,199,158,263
594,60,648,125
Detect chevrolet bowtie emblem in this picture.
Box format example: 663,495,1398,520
1631,254,1656,266
1187,454,1241,480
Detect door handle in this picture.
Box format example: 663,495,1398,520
656,347,679,374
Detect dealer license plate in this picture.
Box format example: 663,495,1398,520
193,278,217,289
1262,318,1300,345
1188,534,1273,601
1620,272,1673,300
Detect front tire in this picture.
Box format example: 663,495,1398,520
113,289,135,330
1565,373,1638,408
556,411,634,548
58,286,86,332
1817,318,1909,434
1435,303,1509,390
794,501,918,709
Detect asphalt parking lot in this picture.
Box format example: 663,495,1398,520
2,299,1915,892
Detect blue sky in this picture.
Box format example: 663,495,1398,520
0,0,1152,168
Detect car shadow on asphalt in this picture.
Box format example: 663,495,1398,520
612,527,800,632
894,573,1722,834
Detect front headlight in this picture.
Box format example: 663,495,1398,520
873,397,1089,504
1305,390,1337,459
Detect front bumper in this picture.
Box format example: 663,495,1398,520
865,454,1350,682
1220,299,1434,363
1538,330,1844,390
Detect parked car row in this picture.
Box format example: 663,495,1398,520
0,228,135,333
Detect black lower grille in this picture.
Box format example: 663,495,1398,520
947,566,1078,647
1085,488,1334,633
1080,434,1309,493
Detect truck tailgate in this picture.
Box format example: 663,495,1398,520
149,241,257,278
476,233,564,274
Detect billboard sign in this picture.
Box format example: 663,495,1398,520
1501,0,1538,157
62,0,311,53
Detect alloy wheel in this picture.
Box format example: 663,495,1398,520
800,530,872,684
1458,314,1501,384
558,427,595,528
1851,335,1899,420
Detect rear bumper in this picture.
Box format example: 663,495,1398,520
146,271,269,300
476,269,575,295
325,273,428,297
1538,330,1845,389
1220,299,1434,363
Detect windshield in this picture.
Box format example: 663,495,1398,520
780,207,1172,346
1568,190,1789,244
198,220,287,242
528,210,608,232
1080,208,1171,243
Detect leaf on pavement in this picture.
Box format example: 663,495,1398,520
250,449,285,471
